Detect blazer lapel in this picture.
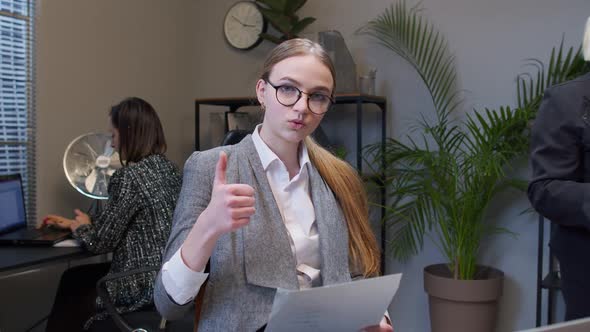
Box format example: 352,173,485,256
238,136,299,290
308,163,352,285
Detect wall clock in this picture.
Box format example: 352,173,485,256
223,1,267,50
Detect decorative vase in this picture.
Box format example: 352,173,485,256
318,30,357,94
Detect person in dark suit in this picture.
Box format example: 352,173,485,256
528,32,590,319
154,38,392,331
43,97,182,331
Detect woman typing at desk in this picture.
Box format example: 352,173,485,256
43,97,182,331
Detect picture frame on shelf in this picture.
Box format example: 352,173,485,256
227,111,259,131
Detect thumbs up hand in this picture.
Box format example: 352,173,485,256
180,151,257,272
200,151,256,236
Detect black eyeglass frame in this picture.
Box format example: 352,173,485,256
264,79,334,115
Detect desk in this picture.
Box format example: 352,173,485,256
0,246,98,331
0,246,91,273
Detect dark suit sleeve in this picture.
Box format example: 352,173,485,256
528,87,590,230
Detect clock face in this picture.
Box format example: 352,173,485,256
223,2,266,50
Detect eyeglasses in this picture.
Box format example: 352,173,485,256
265,80,334,115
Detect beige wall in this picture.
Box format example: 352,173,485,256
36,0,195,218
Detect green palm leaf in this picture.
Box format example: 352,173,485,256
358,1,460,119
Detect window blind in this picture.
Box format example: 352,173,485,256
0,0,36,223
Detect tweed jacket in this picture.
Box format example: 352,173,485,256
528,72,590,254
154,136,352,331
74,154,182,326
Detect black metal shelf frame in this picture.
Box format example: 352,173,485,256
536,215,561,327
194,94,388,270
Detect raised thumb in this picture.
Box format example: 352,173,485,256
214,151,228,186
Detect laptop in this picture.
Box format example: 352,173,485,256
0,174,70,245
515,317,590,332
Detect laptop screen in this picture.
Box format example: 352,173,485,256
0,174,26,234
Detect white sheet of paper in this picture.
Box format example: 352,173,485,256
265,273,402,332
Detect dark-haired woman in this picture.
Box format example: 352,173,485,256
44,97,182,331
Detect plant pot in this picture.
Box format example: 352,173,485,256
424,264,504,332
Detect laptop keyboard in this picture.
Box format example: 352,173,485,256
11,228,41,237
13,227,67,239
37,227,58,235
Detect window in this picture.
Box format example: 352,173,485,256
0,0,35,222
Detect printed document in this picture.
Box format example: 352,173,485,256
266,273,402,332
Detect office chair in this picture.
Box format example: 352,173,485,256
220,129,251,146
94,266,189,332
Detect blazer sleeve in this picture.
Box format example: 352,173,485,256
154,151,215,320
528,87,590,230
73,169,139,253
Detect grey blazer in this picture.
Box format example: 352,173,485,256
154,136,352,331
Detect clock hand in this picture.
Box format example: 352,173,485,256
231,15,247,27
231,15,258,28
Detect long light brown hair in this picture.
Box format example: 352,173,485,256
260,38,380,277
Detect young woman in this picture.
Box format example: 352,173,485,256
44,97,182,331
154,39,392,331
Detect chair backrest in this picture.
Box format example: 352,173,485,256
220,129,251,146
193,260,210,331
193,279,208,332
95,266,165,332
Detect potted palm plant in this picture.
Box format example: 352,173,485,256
360,1,590,331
